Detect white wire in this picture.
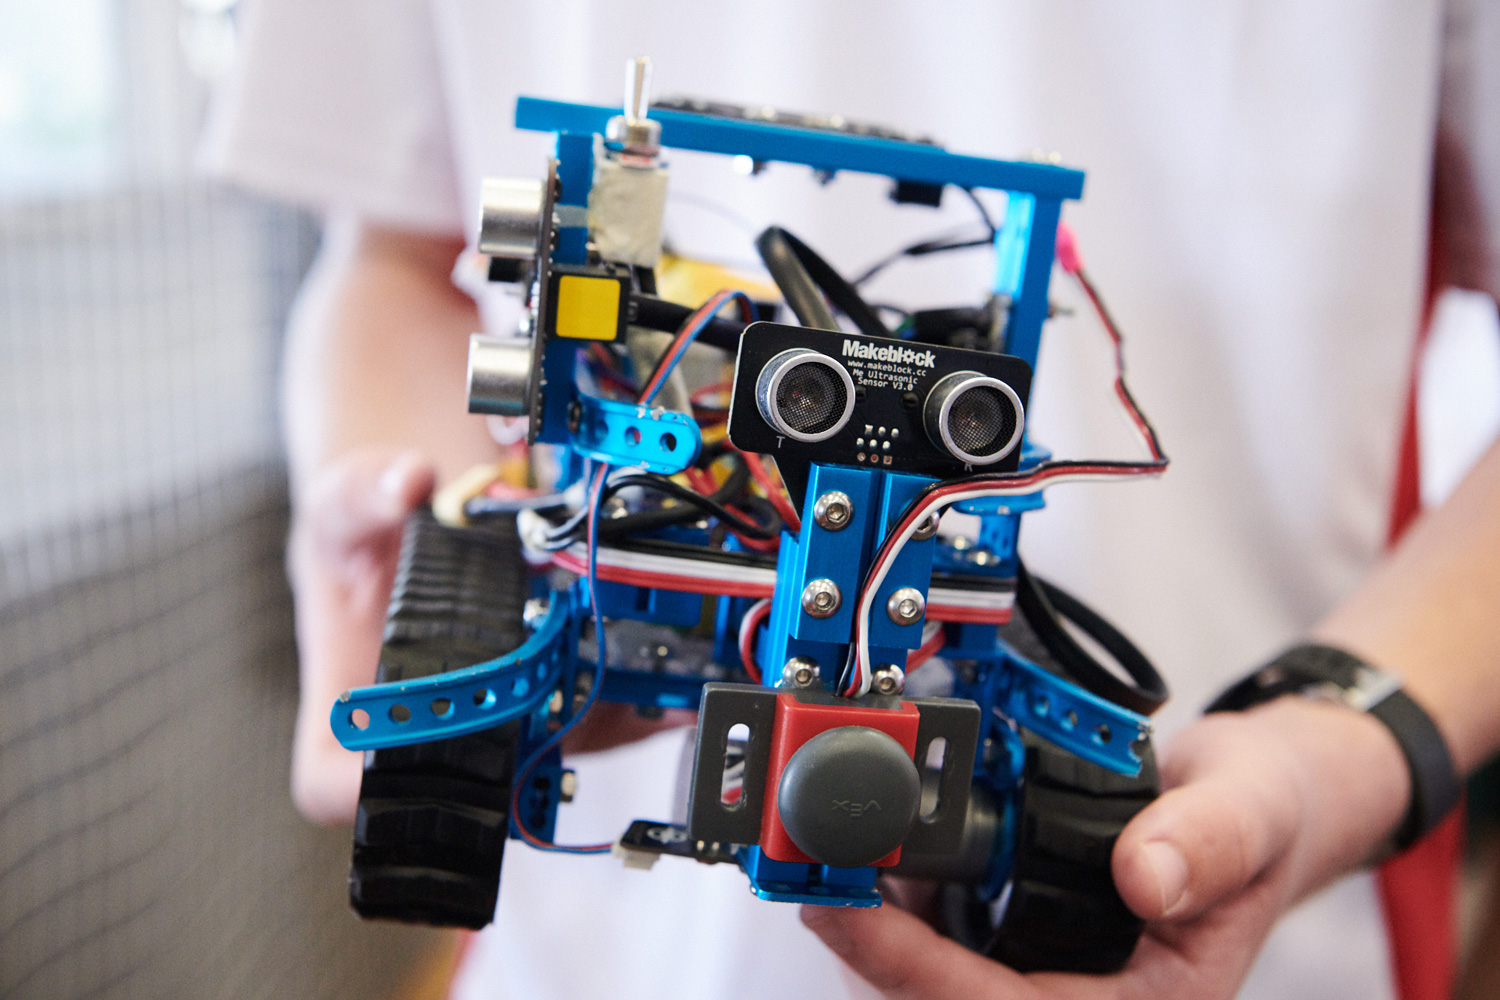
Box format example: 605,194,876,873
852,469,1164,696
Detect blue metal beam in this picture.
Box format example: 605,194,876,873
515,97,1084,201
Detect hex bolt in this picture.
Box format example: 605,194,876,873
871,664,905,695
559,769,578,803
812,490,854,531
781,657,821,689
911,513,940,542
801,579,842,618
886,587,926,625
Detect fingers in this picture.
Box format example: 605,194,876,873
801,902,1036,1000
1112,715,1301,923
297,450,435,563
287,450,435,825
289,735,367,826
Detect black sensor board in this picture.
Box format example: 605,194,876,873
727,322,1033,480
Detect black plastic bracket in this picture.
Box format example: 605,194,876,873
904,696,982,855
686,683,777,846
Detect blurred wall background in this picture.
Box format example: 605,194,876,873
0,1,445,996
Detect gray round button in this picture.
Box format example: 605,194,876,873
776,726,921,868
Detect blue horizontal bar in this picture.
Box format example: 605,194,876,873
515,97,1084,201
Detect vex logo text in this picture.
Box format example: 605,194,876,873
841,339,936,368
831,799,882,818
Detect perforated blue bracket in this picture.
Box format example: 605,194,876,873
330,590,573,751
571,394,702,474
1000,655,1150,776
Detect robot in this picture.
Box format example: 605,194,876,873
329,58,1170,974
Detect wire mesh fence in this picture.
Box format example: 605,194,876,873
0,3,449,997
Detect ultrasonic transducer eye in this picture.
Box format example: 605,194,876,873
923,371,1024,465
755,348,856,443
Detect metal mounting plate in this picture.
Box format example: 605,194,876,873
331,590,572,750
1002,655,1150,775
571,394,702,474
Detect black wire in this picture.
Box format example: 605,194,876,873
545,455,776,546
959,186,998,237
754,227,839,331
630,294,747,351
596,459,757,541
851,233,992,287
755,227,891,339
599,473,779,541
869,302,913,324
851,186,999,288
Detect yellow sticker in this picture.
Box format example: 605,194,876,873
555,275,622,340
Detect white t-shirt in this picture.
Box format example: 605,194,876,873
205,3,1459,997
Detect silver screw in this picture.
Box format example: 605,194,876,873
887,587,926,625
781,657,821,689
812,491,853,531
911,514,940,542
801,578,842,618
559,769,578,803
523,598,551,627
871,664,905,695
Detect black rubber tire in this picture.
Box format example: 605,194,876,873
942,739,1159,974
348,509,530,929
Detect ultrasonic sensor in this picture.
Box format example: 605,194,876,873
754,348,856,443
924,372,1024,465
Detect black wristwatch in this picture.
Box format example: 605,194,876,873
1207,643,1460,852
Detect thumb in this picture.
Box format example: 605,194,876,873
1112,718,1300,922
299,450,435,560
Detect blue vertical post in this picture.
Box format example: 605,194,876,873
997,195,1062,369
552,132,593,264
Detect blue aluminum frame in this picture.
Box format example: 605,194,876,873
328,92,1152,906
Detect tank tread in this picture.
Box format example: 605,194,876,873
349,509,529,929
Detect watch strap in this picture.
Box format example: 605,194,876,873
1207,643,1460,852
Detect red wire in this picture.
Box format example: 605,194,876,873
844,229,1172,693
907,624,946,672
1057,220,1165,464
550,549,774,599
846,460,1167,696
1075,270,1166,463
679,465,780,552
638,291,754,405
727,526,779,553
683,467,717,495
926,605,1011,625
737,598,772,683
548,548,1003,621
740,451,801,534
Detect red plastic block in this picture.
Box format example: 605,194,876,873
758,693,920,866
